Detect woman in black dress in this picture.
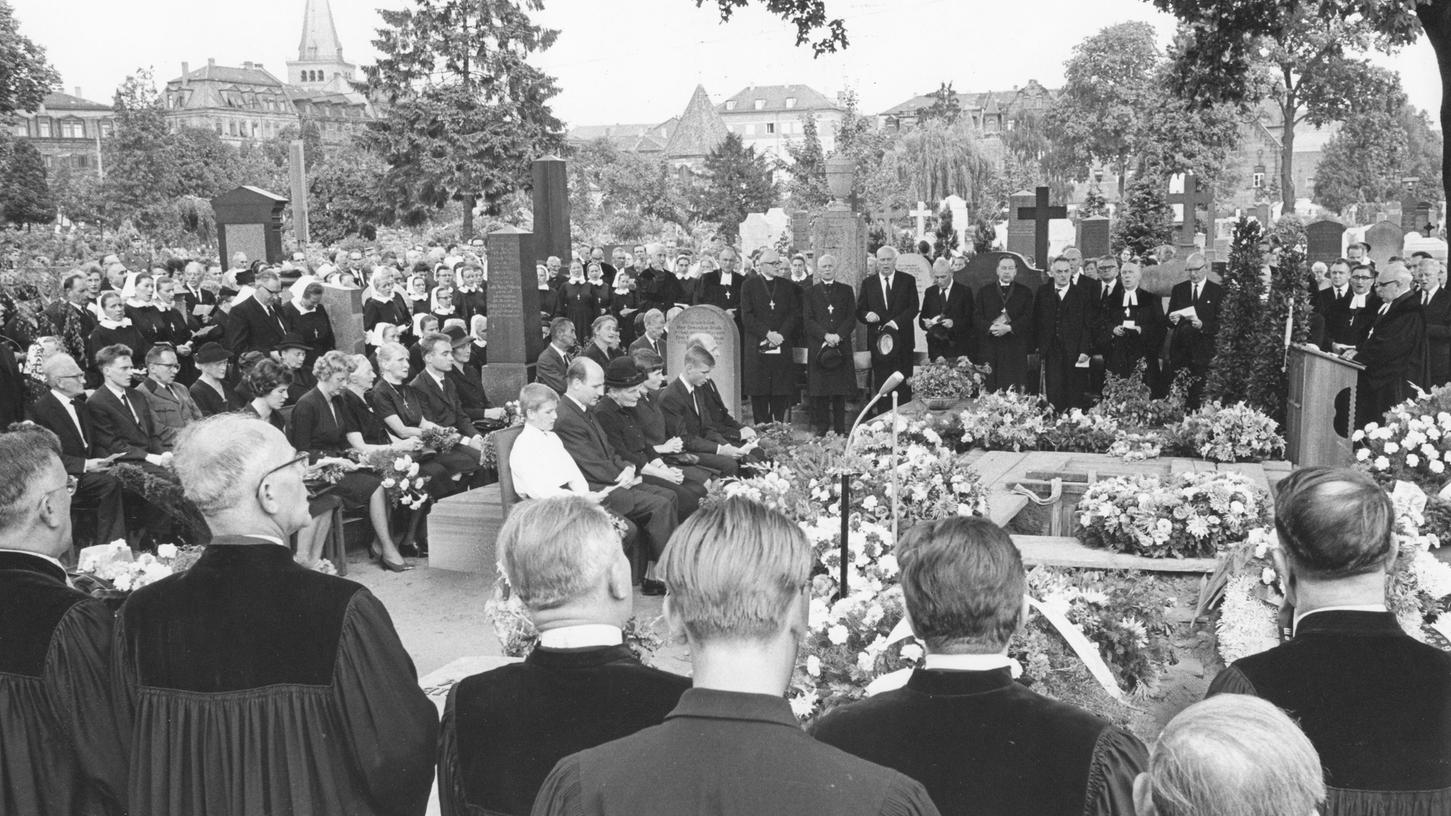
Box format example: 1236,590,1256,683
430,284,460,329
368,342,483,486
287,351,413,572
581,314,625,368
189,342,239,416
87,291,145,374
154,276,198,384
280,277,334,373
122,273,167,363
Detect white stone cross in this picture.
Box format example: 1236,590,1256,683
911,201,933,240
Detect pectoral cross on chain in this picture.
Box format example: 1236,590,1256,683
827,303,835,315
769,298,776,310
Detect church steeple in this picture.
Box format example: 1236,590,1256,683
287,0,356,90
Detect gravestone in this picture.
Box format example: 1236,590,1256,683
1015,186,1067,269
1365,220,1406,270
959,251,1045,295
1403,199,1434,233
288,140,309,245
1405,233,1449,262
740,213,774,256
943,194,969,248
1007,190,1037,260
1305,219,1347,266
791,210,811,256
1077,216,1111,260
319,283,364,354
910,201,933,241
531,156,571,270
482,226,543,406
667,305,742,418
896,253,934,353
1251,203,1271,226
1049,218,1076,259
212,186,287,266
1167,173,1213,252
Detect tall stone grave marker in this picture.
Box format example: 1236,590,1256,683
319,283,364,354
482,226,542,406
896,253,934,354
667,305,741,418
1007,190,1037,260
212,186,287,265
1365,219,1406,271
1306,219,1347,267
1167,173,1213,253
1077,216,1111,260
813,155,870,371
1403,198,1434,233
531,156,570,269
1015,186,1067,269
959,251,1044,294
791,210,812,256
943,194,969,248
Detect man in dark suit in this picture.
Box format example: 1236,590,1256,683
857,246,920,410
1324,262,1381,352
534,318,575,395
45,272,99,359
1312,259,1352,319
1208,466,1451,814
813,516,1145,816
84,344,171,472
115,415,438,816
410,332,488,486
1165,252,1224,408
740,249,801,424
1101,260,1165,382
440,496,689,816
177,260,217,316
553,357,679,593
1033,256,1093,412
0,427,128,816
627,309,666,362
1414,254,1451,388
658,345,762,477
0,337,24,429
534,498,939,816
974,257,1035,393
919,260,972,361
224,269,288,360
30,353,126,544
1345,261,1426,429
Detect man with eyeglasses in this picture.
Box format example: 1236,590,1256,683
28,353,127,543
1165,252,1223,408
1325,262,1380,351
113,414,437,815
138,344,204,451
223,269,288,359
1343,260,1424,429
0,425,128,816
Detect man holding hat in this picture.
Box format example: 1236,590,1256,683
803,253,858,435
919,258,972,361
595,357,708,519
740,248,801,424
188,342,240,417
857,245,919,413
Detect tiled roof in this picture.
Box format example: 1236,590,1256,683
879,80,1057,117
718,84,840,113
664,85,728,158
39,91,110,111
170,64,286,88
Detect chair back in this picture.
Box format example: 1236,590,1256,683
493,425,526,508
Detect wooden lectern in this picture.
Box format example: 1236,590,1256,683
1285,343,1363,466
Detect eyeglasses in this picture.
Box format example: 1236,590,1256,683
1185,265,1206,273
43,476,77,501
262,287,282,295
1350,275,1374,281
255,452,309,502
1374,280,1396,288
152,362,181,370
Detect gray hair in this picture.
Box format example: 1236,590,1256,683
1146,695,1324,816
498,496,621,610
0,426,63,533
376,341,410,366
173,415,284,515
41,353,81,386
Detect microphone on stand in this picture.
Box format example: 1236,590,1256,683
836,369,906,598
845,370,905,450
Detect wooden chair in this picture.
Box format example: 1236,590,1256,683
492,425,525,510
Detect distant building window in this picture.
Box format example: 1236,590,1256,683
766,122,775,135
12,122,26,137
726,100,736,111
785,97,796,108
37,119,51,137
100,121,112,138
1252,172,1264,189
75,154,89,169
61,120,84,139
754,99,765,110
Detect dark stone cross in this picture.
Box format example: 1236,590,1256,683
1167,174,1213,248
1015,186,1066,269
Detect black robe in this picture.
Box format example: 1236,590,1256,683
439,643,690,816
813,667,1145,816
740,274,801,396
803,280,859,397
0,551,128,815
115,540,438,816
974,281,1035,393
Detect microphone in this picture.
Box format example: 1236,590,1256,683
873,370,905,398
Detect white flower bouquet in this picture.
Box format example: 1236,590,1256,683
1076,471,1271,559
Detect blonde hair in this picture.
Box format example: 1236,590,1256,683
659,497,810,642
498,496,622,610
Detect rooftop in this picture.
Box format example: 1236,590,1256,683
718,83,840,113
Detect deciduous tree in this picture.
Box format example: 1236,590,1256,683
0,0,58,116
784,113,829,209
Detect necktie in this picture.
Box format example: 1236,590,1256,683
70,397,88,446
120,390,140,425
1335,287,1344,300
692,389,702,417
1424,291,1431,306
883,275,892,301
1192,284,1201,304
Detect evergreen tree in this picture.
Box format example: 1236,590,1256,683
784,113,829,209
932,205,958,259
308,143,388,244
1205,217,1310,426
1112,173,1173,258
691,132,778,241
360,0,564,237
0,137,53,226
972,218,997,254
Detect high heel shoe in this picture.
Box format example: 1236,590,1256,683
379,557,413,572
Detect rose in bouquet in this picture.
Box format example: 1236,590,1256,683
957,391,1051,451
73,541,203,602
359,450,430,509
1076,471,1270,559
420,425,462,454
908,356,989,402
790,582,920,719
1043,409,1121,453
1353,408,1451,492
1167,401,1284,463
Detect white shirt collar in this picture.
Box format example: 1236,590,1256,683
0,547,67,574
923,653,1016,673
246,534,288,549
105,383,129,400
51,388,78,406
538,624,624,649
1293,604,1387,635
566,394,590,413
680,378,696,394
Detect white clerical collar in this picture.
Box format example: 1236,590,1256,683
248,535,288,549
1293,603,1387,635
0,547,67,573
923,652,1019,676
538,624,624,649
1350,293,1367,308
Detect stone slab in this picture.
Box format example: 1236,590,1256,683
429,484,505,575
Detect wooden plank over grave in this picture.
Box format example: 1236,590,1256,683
1014,536,1219,573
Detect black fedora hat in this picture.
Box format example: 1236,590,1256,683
818,343,844,370
274,332,311,353
872,326,899,362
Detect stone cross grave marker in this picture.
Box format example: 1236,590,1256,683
1365,219,1406,271
1167,173,1214,250
910,201,933,241
481,226,542,406
667,305,742,418
1077,216,1110,261
1305,219,1347,267
1016,186,1067,269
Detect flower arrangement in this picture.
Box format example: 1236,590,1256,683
1076,471,1271,559
1106,432,1163,462
360,450,430,509
420,425,462,454
1168,401,1284,463
72,541,204,603
1352,402,1451,492
1043,409,1121,453
790,583,921,719
909,357,990,405
1027,567,1174,695
484,588,665,665
1093,364,1189,429
957,391,1051,451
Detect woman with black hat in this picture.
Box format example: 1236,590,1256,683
594,356,708,519
189,341,240,416
274,332,316,406
803,253,858,435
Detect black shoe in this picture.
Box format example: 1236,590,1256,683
379,557,414,572
641,578,666,596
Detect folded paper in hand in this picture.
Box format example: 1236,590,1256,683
1169,306,1199,322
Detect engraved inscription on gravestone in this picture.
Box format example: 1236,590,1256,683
481,227,542,405
1306,219,1347,267
667,305,742,418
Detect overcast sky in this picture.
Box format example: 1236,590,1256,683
11,0,1441,128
